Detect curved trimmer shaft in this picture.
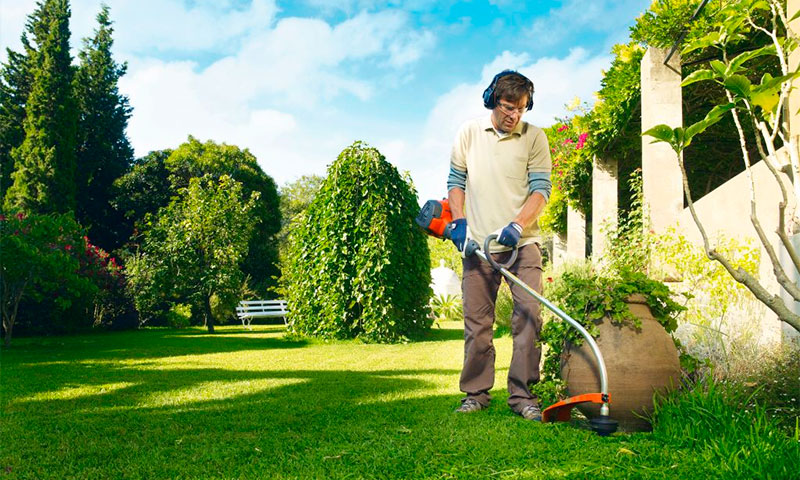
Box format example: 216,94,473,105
472,247,611,419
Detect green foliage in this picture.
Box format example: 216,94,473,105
587,43,645,153
0,48,32,200
493,283,514,337
427,236,462,277
73,5,133,252
603,169,650,274
631,0,716,49
651,374,799,479
652,228,764,372
283,142,431,342
4,0,78,214
278,174,325,256
429,294,462,327
165,303,192,329
115,138,282,298
127,175,258,333
111,149,173,238
0,212,96,346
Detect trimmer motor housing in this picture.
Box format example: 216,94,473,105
415,199,453,239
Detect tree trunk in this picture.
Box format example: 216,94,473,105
204,295,215,333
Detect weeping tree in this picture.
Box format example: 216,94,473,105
282,142,431,342
645,0,800,333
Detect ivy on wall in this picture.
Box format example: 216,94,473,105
540,0,775,238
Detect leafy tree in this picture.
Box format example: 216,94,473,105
166,137,281,297
0,45,33,199
4,0,78,214
282,142,431,342
278,174,325,252
74,5,133,251
127,175,258,333
0,212,96,346
111,149,173,242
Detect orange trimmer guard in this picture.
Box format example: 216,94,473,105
541,393,611,423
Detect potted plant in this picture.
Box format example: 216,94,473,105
536,262,689,431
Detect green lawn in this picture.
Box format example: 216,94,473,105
0,323,779,479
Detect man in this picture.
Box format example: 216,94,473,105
447,70,551,421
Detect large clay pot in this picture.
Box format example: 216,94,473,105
560,294,681,432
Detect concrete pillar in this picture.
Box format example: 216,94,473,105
641,47,683,233
551,232,567,268
566,206,586,260
592,155,618,259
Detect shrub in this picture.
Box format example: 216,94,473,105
282,142,431,342
429,294,462,327
165,304,192,329
0,212,96,345
651,374,799,479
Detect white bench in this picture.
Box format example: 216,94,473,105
236,300,288,328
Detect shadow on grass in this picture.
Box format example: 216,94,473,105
0,330,749,480
1,358,624,479
5,325,308,364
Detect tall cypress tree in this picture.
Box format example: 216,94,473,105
4,0,77,214
74,5,133,250
0,39,34,200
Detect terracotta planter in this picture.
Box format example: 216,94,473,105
560,294,681,432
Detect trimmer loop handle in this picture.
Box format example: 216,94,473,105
483,234,518,271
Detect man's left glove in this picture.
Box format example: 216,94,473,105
497,222,523,247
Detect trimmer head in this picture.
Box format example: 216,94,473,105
542,393,618,436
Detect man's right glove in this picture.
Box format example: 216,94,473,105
446,218,468,252
497,222,522,247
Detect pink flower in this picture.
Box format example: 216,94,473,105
16,212,24,220
0,215,5,221
563,138,574,145
557,125,568,132
65,244,72,251
576,133,588,149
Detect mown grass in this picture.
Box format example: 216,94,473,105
0,322,796,479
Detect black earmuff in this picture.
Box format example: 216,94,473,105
482,69,534,111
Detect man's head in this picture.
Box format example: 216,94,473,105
483,70,534,133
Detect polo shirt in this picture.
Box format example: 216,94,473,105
450,115,551,252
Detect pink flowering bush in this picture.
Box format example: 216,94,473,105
1,212,131,345
540,119,592,235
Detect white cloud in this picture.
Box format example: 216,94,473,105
1,0,279,62
112,8,435,189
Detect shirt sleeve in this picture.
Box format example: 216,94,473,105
448,165,467,191
527,172,551,202
527,127,551,173
448,122,470,191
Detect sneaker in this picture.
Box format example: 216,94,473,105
520,404,542,422
455,398,486,413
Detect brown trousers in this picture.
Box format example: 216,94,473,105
459,243,543,413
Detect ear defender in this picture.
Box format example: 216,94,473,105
482,70,534,111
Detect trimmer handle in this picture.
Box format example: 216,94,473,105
483,234,518,270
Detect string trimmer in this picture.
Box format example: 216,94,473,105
416,199,618,436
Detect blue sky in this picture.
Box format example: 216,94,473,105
0,0,652,202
